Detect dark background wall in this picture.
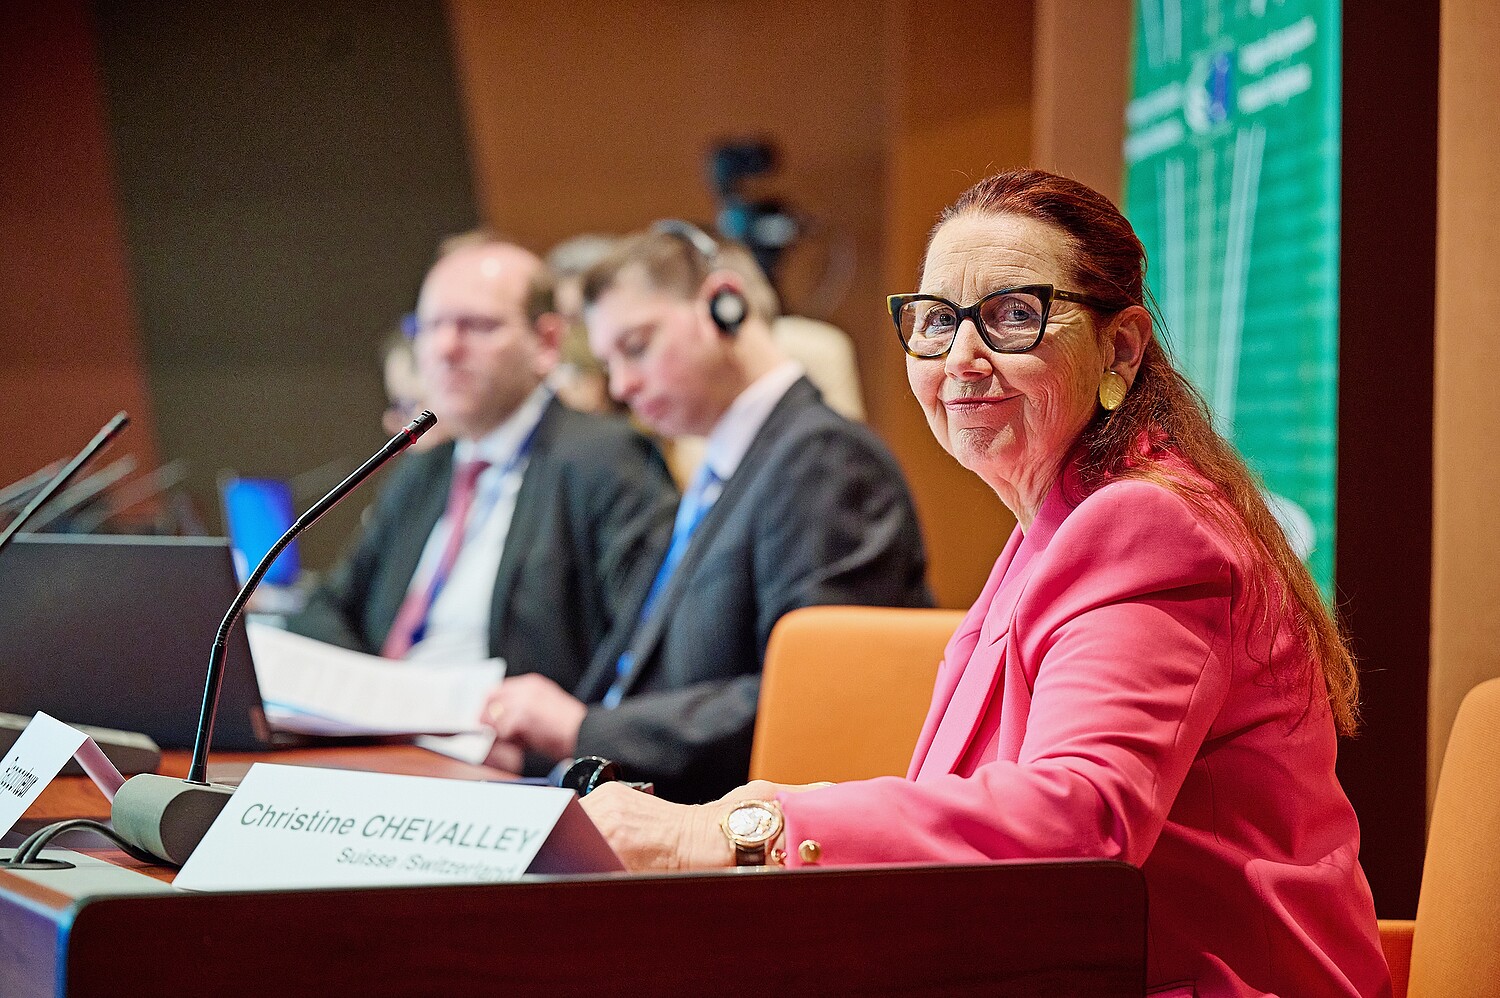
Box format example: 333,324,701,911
89,0,479,566
1333,0,1439,920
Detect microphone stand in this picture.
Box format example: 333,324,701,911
0,459,64,513
0,412,128,560
112,412,437,866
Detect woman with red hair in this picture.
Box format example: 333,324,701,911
582,170,1389,998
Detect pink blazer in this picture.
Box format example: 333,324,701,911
778,471,1391,998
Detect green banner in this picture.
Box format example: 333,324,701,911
1124,1,1340,599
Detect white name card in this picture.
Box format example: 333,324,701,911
0,712,127,840
174,764,623,892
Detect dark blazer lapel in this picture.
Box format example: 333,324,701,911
372,445,454,636
609,378,820,698
574,514,666,701
487,399,563,652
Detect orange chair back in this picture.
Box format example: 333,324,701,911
1408,676,1500,997
749,605,964,785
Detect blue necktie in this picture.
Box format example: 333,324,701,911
602,463,723,708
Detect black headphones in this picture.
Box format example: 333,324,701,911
651,219,749,337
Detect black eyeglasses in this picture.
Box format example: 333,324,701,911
888,284,1113,358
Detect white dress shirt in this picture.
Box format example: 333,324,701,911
403,385,552,664
696,360,805,503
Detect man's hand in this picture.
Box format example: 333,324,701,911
483,738,524,774
480,673,587,761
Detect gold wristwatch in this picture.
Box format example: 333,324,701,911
721,799,784,866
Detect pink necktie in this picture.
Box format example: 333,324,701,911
381,459,490,658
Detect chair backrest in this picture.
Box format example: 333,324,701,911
1409,676,1500,997
749,605,965,785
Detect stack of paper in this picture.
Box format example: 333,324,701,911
245,623,504,764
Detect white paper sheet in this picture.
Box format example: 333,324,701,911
415,732,498,766
246,622,503,736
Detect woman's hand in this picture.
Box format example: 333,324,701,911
579,782,728,872
580,779,836,872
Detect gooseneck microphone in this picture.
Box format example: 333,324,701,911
0,411,128,560
111,411,437,865
187,409,437,785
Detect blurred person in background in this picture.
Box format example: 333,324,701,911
772,313,865,421
381,328,449,452
291,237,675,778
547,234,619,414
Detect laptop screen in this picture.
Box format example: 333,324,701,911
0,535,269,751
221,476,300,586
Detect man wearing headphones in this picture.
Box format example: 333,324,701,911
481,223,932,802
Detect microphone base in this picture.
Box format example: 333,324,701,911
111,774,236,866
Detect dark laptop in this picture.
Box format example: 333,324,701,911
0,534,274,751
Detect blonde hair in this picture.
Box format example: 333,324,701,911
581,228,780,323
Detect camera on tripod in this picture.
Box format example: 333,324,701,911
706,139,800,285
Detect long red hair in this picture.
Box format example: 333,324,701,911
937,170,1359,736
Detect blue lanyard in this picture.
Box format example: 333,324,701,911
410,415,544,644
602,463,722,707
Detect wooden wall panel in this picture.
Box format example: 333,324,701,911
1031,0,1129,202
446,0,888,375
880,0,1035,608
91,0,478,566
1430,0,1500,806
0,2,158,492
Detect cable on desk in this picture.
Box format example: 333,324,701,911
3,818,161,868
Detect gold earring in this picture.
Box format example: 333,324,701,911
1098,370,1127,411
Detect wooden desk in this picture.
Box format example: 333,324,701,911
3,747,1148,997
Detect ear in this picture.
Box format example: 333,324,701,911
530,311,565,377
1103,305,1152,387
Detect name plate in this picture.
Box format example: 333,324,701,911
174,763,623,891
1,712,126,839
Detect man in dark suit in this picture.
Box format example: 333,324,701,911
483,224,931,802
290,238,676,753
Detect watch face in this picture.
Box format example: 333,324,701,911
727,804,775,842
